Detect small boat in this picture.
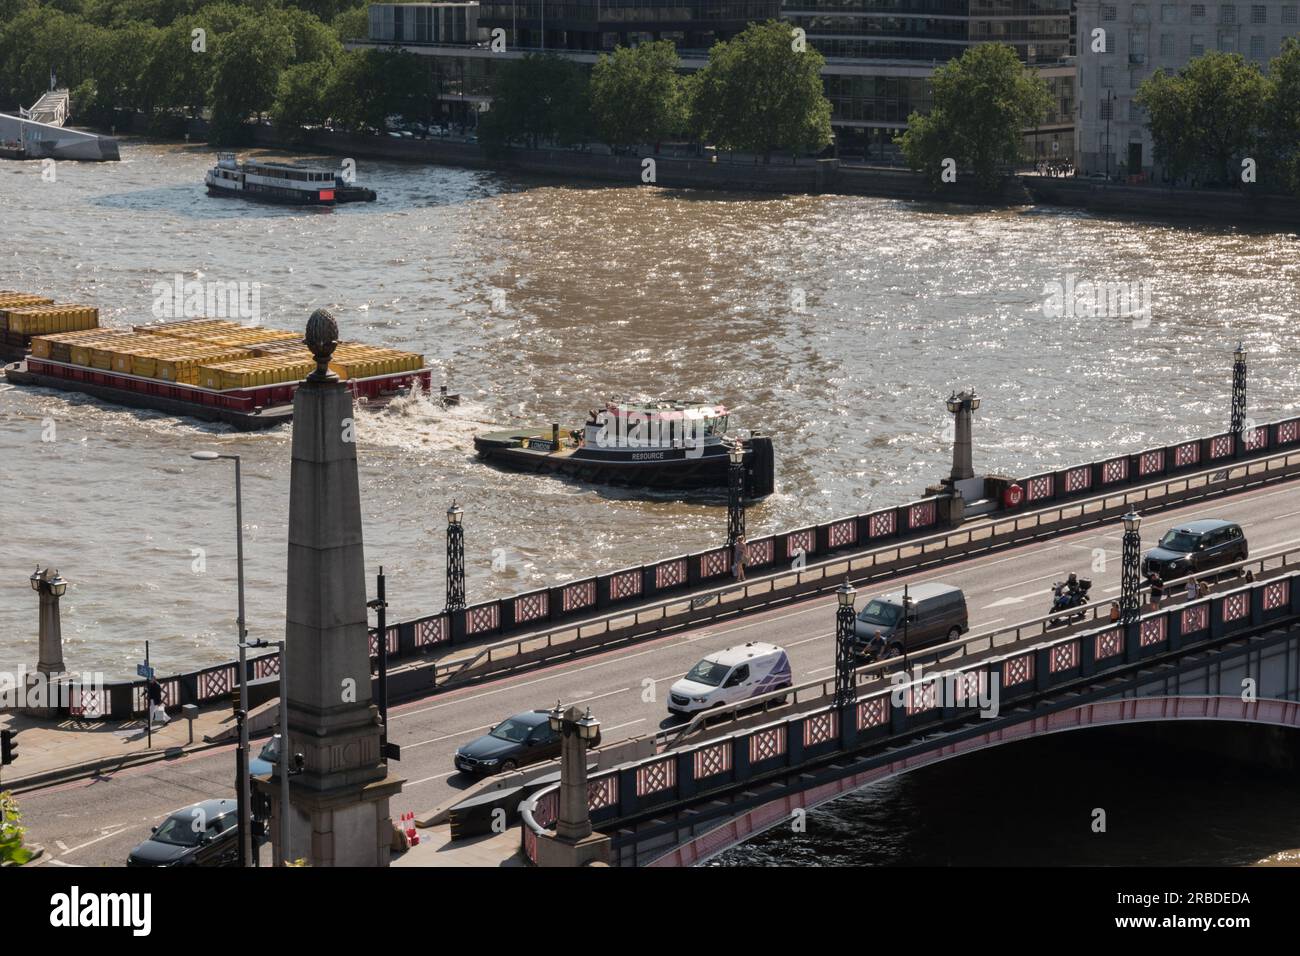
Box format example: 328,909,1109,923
204,153,377,205
473,400,776,497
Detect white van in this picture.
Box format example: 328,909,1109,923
667,642,793,716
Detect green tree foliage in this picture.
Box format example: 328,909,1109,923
589,40,686,148
478,54,591,150
1262,38,1300,195
207,15,293,142
272,59,334,132
1135,51,1268,185
330,4,369,43
896,42,1051,190
689,20,833,160
1,792,34,867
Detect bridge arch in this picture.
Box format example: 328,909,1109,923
651,695,1300,867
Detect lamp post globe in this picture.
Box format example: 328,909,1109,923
49,571,67,597
576,706,600,741
30,566,41,591
548,699,564,734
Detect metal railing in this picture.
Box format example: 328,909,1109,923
430,442,1300,687
657,540,1300,747
519,560,1300,864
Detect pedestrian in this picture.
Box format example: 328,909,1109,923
147,677,169,726
1186,576,1201,600
1108,601,1120,623
732,532,747,582
1148,571,1164,607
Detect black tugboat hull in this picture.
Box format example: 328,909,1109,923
474,435,775,498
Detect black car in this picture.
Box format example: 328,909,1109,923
454,710,561,776
1142,519,1248,580
127,798,240,867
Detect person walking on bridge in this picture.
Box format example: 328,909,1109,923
1147,571,1164,608
732,532,748,582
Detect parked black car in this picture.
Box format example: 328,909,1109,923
454,710,561,776
127,798,240,867
1142,519,1248,580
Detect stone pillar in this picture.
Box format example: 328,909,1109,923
535,705,611,867
35,569,65,675
267,310,403,867
946,389,980,483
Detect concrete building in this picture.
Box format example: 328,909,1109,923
1075,0,1300,177
351,1,1076,160
369,2,482,43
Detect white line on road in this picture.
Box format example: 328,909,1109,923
59,827,132,857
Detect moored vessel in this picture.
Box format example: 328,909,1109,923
1,294,436,430
204,152,377,205
474,400,776,497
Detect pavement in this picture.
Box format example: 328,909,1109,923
10,478,1300,866
0,701,241,792
391,824,525,867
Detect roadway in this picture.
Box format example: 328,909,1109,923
19,478,1300,866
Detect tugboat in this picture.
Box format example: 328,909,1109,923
204,153,377,205
473,400,776,497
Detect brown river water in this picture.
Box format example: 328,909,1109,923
2,140,1298,679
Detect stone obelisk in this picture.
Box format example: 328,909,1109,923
268,309,402,866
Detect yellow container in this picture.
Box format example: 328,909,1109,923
6,305,99,336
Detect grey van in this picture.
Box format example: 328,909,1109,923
852,582,968,662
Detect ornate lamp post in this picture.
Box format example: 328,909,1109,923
445,500,465,613
726,440,746,548
1231,342,1247,449
834,581,857,710
1120,510,1142,624
548,701,601,843
190,449,252,867
901,585,914,672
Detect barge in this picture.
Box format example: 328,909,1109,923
205,153,377,205
1,297,442,429
474,400,776,497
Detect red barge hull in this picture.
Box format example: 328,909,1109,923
3,357,433,431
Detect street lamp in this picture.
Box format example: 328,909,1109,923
1231,342,1248,445
446,500,465,613
548,700,602,847
945,389,980,483
726,440,746,549
901,585,914,672
190,449,252,868
246,638,292,866
1120,510,1142,624
834,581,857,710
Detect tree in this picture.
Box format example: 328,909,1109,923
589,41,686,149
689,20,832,161
1,792,34,867
478,54,590,150
207,15,294,143
896,42,1051,191
272,58,333,133
331,5,369,43
1263,38,1300,196
1135,52,1267,185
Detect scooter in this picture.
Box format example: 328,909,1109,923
1047,577,1092,626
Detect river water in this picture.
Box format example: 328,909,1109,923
1,140,1298,682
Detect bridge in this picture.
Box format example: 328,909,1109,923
0,89,119,161
519,542,1300,866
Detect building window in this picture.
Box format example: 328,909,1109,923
1251,4,1267,22
1219,31,1236,51
1284,5,1298,24
1102,4,1118,20
1161,3,1178,21
1191,34,1206,54
1191,3,1206,22
1101,65,1117,86
1160,32,1174,56
1100,97,1115,120
1219,4,1236,23
1250,34,1265,57
1133,3,1149,21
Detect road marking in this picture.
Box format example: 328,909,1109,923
604,719,646,733
984,596,1026,608
400,686,631,750
55,840,69,852
43,858,83,867
993,569,1068,592
59,827,132,856
405,770,456,787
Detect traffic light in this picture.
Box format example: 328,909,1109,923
0,729,16,766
